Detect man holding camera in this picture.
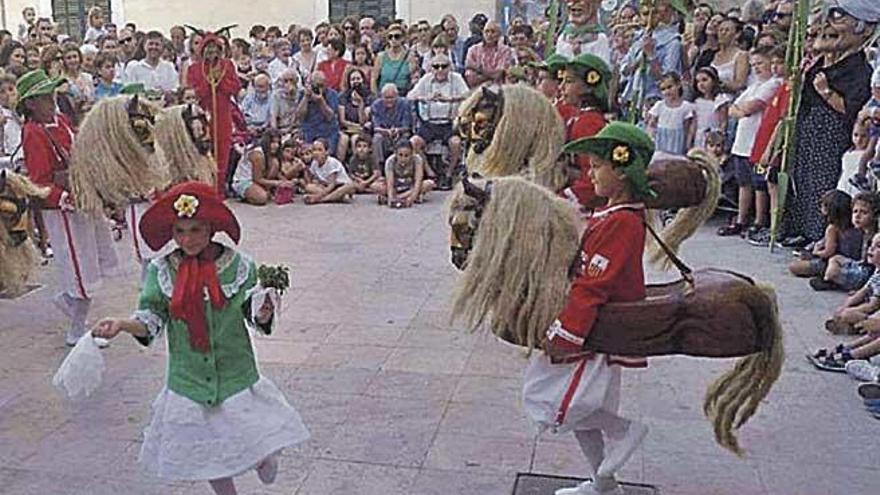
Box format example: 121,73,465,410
296,71,341,156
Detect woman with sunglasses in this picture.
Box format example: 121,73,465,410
372,24,412,95
340,16,360,62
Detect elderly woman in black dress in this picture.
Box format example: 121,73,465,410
783,1,878,245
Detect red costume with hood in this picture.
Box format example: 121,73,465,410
186,30,241,197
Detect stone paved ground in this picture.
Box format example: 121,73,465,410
1,194,878,495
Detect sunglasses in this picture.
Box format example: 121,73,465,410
388,33,403,40
344,26,355,31
432,63,449,69
120,37,132,44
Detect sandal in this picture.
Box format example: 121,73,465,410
809,277,838,291
717,223,745,237
807,349,852,372
811,343,847,360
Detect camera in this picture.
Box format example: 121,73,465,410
311,84,322,95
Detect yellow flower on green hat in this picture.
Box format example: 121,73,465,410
586,70,601,85
173,194,199,218
612,145,630,164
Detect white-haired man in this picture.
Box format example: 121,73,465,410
408,54,467,187
270,68,300,135
370,83,412,166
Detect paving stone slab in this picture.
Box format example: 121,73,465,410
512,473,658,495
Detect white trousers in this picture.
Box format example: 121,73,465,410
43,209,118,299
522,352,622,435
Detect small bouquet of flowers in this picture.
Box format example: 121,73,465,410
257,264,290,294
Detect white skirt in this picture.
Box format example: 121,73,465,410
43,209,119,299
139,376,310,481
522,352,621,435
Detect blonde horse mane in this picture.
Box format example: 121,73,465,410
155,105,217,186
450,176,582,354
0,172,45,296
460,84,567,191
70,96,163,212
648,149,722,270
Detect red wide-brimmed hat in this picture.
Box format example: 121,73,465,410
139,181,240,251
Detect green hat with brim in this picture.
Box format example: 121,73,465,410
564,53,612,112
529,52,569,73
563,121,657,199
16,69,64,109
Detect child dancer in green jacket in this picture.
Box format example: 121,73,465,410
92,181,309,495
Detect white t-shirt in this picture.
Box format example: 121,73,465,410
123,59,180,92
837,149,867,197
407,72,469,122
693,94,730,148
648,100,696,130
267,57,298,86
309,156,351,185
731,77,781,157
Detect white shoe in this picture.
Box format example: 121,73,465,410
597,422,648,479
555,480,624,495
256,455,278,485
846,360,880,382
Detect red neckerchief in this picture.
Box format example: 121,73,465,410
169,246,226,352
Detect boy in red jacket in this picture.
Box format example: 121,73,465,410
524,122,654,495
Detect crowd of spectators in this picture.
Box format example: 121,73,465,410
2,2,880,410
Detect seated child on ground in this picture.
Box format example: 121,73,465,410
810,301,880,375
823,232,880,335
789,190,861,278
381,139,435,208
231,130,295,205
811,192,879,292
304,139,357,204
347,133,385,195
279,139,307,192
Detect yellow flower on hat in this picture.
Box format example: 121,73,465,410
586,70,601,85
173,194,199,218
612,145,631,164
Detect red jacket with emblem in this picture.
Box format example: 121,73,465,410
23,114,75,208
551,204,647,356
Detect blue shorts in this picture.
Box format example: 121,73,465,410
732,155,753,188
751,162,769,191
832,259,875,291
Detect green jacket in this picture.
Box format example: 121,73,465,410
133,245,269,407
